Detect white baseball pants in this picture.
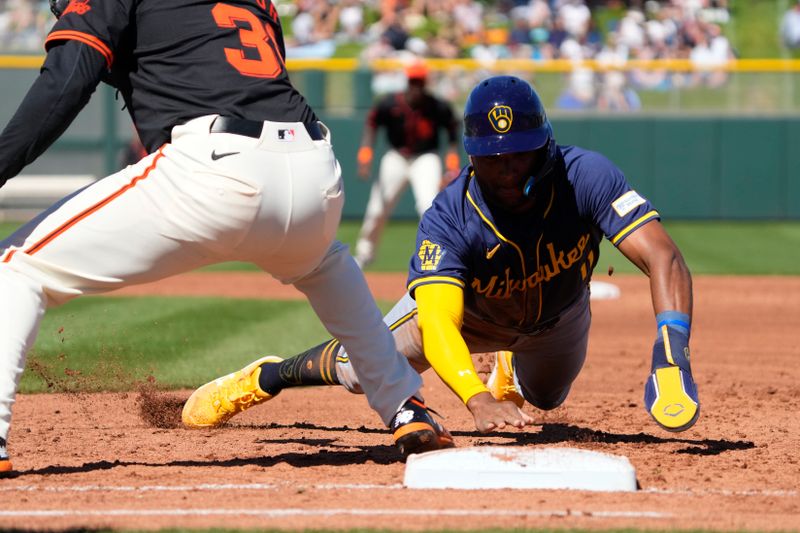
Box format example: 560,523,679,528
0,115,422,443
354,149,442,267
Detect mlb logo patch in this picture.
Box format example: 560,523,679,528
277,129,295,142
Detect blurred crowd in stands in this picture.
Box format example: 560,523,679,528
0,0,51,51
292,0,735,111
782,1,800,50
1,0,796,112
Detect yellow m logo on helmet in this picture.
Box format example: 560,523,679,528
488,105,513,133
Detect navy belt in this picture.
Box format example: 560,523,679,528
210,116,324,140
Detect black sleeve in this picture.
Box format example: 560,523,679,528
0,39,106,186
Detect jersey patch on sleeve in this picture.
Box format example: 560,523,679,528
612,190,646,217
418,239,445,271
64,0,92,16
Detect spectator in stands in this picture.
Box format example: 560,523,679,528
556,69,596,110
428,26,461,59
452,0,484,45
559,0,591,37
629,44,672,91
337,0,365,42
781,0,800,49
509,15,532,48
0,0,41,51
547,17,570,52
688,23,733,88
597,70,641,112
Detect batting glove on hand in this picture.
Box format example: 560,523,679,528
644,327,699,432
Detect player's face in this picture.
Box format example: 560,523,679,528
406,78,426,105
471,149,541,213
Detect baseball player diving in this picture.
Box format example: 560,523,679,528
0,0,453,473
183,76,700,444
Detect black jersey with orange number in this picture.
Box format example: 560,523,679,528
46,0,316,151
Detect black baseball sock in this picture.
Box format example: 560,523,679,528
257,339,341,395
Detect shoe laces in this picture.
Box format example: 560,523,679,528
400,397,446,428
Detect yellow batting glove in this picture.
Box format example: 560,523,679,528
644,325,699,432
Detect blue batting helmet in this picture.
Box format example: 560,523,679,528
463,76,557,195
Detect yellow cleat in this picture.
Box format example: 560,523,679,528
486,351,524,408
182,355,283,428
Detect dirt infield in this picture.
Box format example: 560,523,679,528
1,273,799,531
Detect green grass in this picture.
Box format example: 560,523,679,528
4,220,800,275
6,218,798,394
22,296,400,394
598,221,800,276
728,0,786,59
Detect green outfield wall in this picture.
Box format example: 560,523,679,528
1,67,798,219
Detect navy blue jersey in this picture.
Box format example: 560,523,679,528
44,0,315,151
407,145,659,331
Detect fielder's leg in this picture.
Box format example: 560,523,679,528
406,152,443,217
0,269,45,472
257,292,424,396
289,248,453,456
182,293,427,422
354,149,410,268
292,243,422,425
0,142,259,466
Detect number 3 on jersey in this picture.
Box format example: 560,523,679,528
212,3,284,78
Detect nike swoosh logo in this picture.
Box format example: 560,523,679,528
486,243,501,259
211,150,240,161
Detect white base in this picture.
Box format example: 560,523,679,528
403,446,637,491
590,281,621,300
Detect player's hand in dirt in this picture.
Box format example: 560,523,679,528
644,327,699,432
466,391,534,433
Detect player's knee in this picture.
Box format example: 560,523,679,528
529,398,565,411
523,388,570,411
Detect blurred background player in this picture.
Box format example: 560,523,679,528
354,61,460,269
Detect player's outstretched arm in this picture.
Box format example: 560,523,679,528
356,109,379,179
415,283,534,433
0,40,106,186
616,221,699,431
